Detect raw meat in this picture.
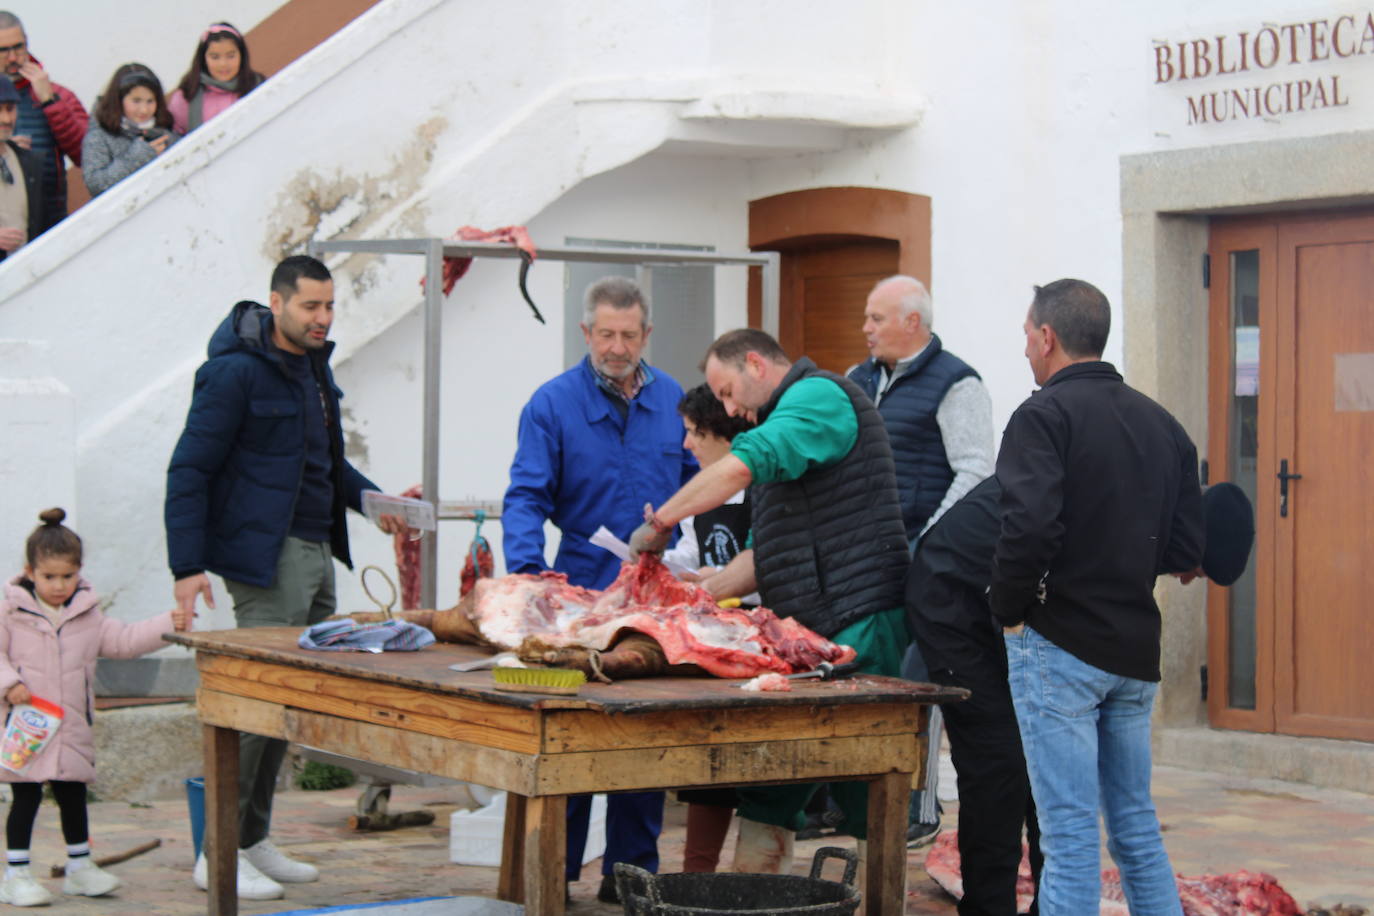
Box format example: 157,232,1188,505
392,485,425,610
456,556,856,679
1106,868,1301,916
389,485,494,607
433,225,537,295
924,831,1035,914
925,831,1303,915
459,530,495,598
741,673,793,692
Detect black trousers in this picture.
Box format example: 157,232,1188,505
7,781,89,851
934,663,1042,916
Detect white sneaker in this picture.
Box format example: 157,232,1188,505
192,850,285,900
0,870,54,906
62,861,122,897
243,839,319,883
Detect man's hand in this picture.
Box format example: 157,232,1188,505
174,573,215,616
5,683,31,706
10,134,29,150
1003,624,1025,636
1170,566,1204,585
0,227,23,252
628,504,672,560
17,61,53,103
374,512,413,537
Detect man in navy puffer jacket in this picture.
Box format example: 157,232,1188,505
165,255,405,901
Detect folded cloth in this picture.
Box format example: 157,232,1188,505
298,619,436,653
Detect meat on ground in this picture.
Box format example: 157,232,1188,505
924,831,1304,915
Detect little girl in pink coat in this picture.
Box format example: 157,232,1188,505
0,509,191,906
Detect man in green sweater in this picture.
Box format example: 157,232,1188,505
630,328,909,873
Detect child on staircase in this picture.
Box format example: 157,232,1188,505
0,509,190,906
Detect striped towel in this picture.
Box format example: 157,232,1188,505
298,619,436,653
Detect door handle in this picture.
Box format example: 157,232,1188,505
1277,459,1303,518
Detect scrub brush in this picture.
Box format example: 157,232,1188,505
491,667,587,695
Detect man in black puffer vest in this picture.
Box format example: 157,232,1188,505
629,329,908,875
848,275,994,845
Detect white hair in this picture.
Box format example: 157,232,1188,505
582,275,649,329
873,275,933,331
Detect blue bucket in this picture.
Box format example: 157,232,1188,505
185,777,205,861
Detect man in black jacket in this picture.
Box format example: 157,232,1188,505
909,476,1040,915
991,278,1203,914
0,75,42,263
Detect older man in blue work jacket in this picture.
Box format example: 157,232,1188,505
502,275,696,903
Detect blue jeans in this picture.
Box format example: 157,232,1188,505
565,792,663,880
1004,626,1181,916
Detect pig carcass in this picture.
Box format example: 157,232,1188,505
378,556,856,680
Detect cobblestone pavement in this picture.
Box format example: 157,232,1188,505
12,763,1373,913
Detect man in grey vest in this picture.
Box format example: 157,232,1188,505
848,275,994,845
629,328,909,874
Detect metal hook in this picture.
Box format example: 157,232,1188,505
360,565,398,620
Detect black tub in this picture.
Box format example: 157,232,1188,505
615,847,860,916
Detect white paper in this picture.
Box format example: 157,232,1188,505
363,491,436,531
590,525,695,577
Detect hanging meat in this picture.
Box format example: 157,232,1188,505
357,555,856,681
459,516,495,598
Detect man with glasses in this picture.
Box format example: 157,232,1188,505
0,75,42,262
0,11,85,234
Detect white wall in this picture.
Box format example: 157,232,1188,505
14,1,281,109
3,0,1367,628
0,0,909,627
741,0,1374,435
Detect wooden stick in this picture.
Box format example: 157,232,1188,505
50,838,161,877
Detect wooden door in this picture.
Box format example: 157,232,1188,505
780,239,899,373
1208,211,1374,741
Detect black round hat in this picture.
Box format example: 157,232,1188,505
1201,482,1255,586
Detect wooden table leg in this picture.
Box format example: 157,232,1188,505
204,724,240,916
865,770,909,916
522,795,567,916
497,792,529,902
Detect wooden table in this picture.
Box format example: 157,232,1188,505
170,629,962,915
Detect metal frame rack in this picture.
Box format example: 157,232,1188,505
309,237,781,608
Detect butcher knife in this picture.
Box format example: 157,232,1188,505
735,660,861,687
786,660,861,681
